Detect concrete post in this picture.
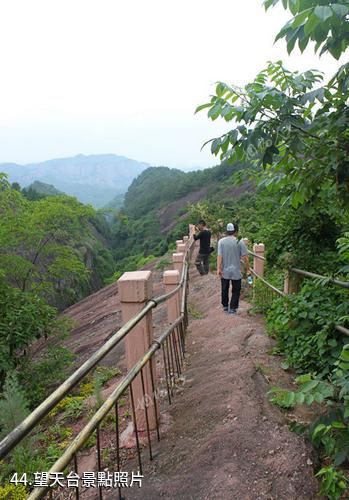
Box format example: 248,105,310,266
163,270,181,352
176,240,183,253
253,243,265,278
118,271,157,431
189,224,196,237
172,252,184,277
183,235,189,249
177,243,186,256
284,270,302,294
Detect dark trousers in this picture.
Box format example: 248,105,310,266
195,253,209,275
221,278,242,310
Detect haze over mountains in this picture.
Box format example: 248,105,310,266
0,154,150,207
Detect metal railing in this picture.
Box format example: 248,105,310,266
1,237,195,499
290,267,349,289
248,249,349,337
29,287,189,499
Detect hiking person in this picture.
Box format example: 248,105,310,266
217,223,250,314
194,220,211,275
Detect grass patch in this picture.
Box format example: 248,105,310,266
188,303,204,319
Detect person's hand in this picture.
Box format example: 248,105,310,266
217,269,223,278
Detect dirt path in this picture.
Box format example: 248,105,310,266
48,249,319,499
127,269,319,500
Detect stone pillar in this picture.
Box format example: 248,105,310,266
253,243,265,278
183,235,189,249
118,271,157,431
189,224,196,237
163,270,181,352
172,252,184,277
176,240,183,252
284,270,302,294
177,243,186,256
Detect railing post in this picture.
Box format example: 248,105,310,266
173,252,184,277
177,243,186,255
118,271,157,430
189,224,196,238
176,240,183,252
253,243,265,277
284,270,302,294
183,236,189,250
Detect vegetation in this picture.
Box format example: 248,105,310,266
193,2,349,497
0,173,117,412
109,162,247,270
1,1,349,497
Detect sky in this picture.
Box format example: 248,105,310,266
0,0,346,169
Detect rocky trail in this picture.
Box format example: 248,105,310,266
58,249,320,500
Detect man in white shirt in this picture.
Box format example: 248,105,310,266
217,223,250,314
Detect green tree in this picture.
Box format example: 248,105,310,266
264,0,349,60
0,175,93,301
0,277,59,381
197,60,349,219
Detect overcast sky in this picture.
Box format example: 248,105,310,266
0,0,345,168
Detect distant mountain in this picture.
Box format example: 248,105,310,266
103,193,125,211
0,154,150,207
27,180,63,196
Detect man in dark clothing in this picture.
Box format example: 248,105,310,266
194,220,211,275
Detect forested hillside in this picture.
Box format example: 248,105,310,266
108,162,249,277
0,172,117,395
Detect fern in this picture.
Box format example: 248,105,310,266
0,372,38,478
0,372,29,438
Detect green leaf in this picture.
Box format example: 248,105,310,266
301,379,319,392
289,0,300,16
304,13,320,36
292,8,312,28
296,373,312,384
341,350,349,362
195,103,211,114
313,5,333,22
299,32,310,52
328,39,343,60
211,138,221,155
331,4,349,18
208,103,222,120
312,423,327,439
295,392,305,404
331,421,346,429
305,394,314,404
313,392,324,404
216,82,226,97
284,391,296,406
334,448,349,466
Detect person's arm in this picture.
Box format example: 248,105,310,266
193,230,201,241
217,240,223,277
239,240,251,274
241,254,250,274
217,255,223,277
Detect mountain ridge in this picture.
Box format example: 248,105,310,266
0,153,150,207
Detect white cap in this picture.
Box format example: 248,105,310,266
226,223,235,231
